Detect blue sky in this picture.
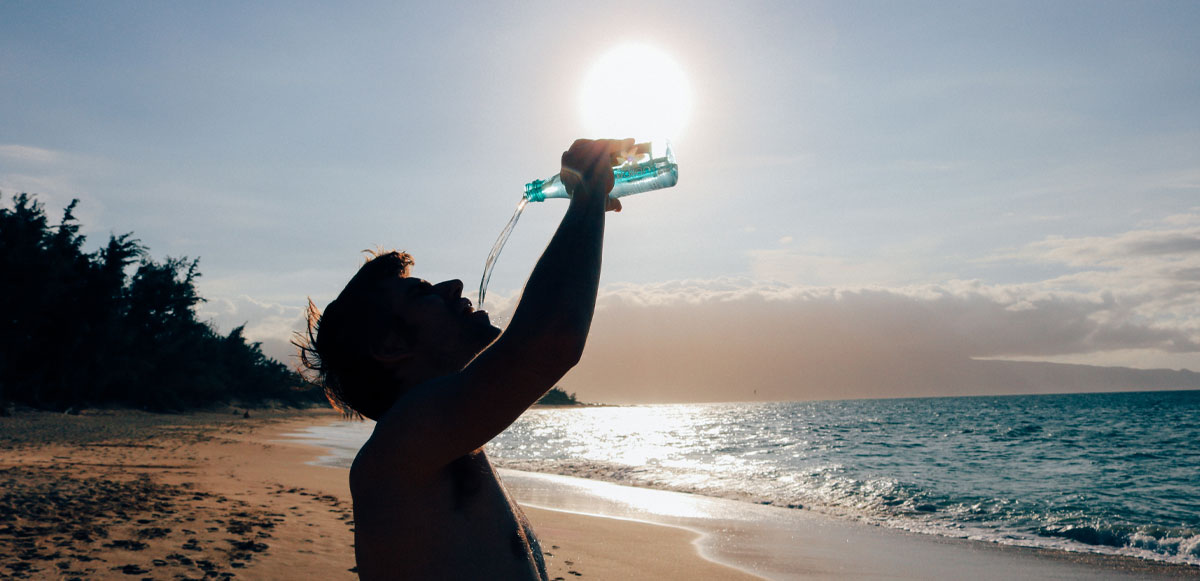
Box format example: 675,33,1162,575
3,1,1198,399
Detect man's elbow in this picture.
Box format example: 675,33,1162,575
497,323,588,378
538,336,586,377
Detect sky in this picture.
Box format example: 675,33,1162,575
2,1,1198,403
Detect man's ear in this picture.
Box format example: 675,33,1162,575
370,331,415,366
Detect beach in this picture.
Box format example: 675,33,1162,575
0,408,751,580
3,407,1198,580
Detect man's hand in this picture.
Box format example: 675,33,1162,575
561,138,633,213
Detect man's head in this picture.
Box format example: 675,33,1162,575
298,250,501,420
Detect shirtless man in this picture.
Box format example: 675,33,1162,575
299,138,631,579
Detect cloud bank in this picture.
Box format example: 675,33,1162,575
214,213,1200,403
562,213,1200,402
560,275,1199,402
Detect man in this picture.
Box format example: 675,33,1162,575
299,138,631,579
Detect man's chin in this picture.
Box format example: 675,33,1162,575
469,310,502,338
463,312,501,345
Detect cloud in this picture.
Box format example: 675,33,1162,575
0,144,62,164
993,214,1200,332
1162,210,1200,226
197,294,307,364
562,276,1200,403
1019,226,1200,267
556,215,1200,402
597,277,1197,359
0,144,110,230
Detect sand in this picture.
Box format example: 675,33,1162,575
0,408,755,580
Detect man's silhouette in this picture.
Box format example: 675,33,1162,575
300,139,630,580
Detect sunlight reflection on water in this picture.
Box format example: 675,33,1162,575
285,393,1200,567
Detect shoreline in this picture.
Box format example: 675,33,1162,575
500,470,1200,580
495,465,1200,576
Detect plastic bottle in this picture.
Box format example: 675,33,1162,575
478,141,679,307
523,141,679,202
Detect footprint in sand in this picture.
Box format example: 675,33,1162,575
111,563,148,574
103,539,148,551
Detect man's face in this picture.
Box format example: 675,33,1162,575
381,276,501,372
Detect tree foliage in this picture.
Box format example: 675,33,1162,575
0,193,324,411
536,387,580,406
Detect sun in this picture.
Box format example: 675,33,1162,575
579,43,692,145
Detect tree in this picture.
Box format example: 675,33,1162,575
536,387,580,406
0,192,325,411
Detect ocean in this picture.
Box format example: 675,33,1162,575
286,389,1200,567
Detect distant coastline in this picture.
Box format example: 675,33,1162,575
533,386,586,407
530,402,611,409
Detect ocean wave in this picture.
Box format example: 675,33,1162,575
490,455,1200,567
1038,522,1200,558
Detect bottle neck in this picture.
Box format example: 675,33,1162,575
524,179,547,202
524,174,569,202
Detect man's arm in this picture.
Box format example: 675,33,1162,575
364,139,631,474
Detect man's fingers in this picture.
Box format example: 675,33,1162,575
562,138,641,199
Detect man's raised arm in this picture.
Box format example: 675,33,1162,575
371,138,631,470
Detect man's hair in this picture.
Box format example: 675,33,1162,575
296,250,415,420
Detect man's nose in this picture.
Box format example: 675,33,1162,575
431,279,463,299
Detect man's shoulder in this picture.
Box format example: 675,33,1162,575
349,425,400,493
349,419,444,495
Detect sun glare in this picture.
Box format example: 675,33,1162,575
579,43,692,145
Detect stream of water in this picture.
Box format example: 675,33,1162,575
477,197,529,308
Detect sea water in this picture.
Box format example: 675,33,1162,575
286,390,1200,566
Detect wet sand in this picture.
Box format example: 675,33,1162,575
0,408,752,580
503,470,1200,580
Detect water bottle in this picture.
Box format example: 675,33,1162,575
523,141,679,202
478,141,679,307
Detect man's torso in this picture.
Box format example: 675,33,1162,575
350,447,547,580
